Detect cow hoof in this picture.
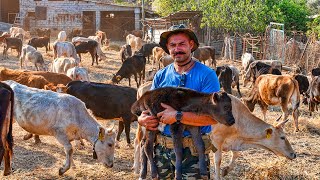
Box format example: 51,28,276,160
201,175,208,180
126,144,134,149
58,168,65,175
222,167,230,177
23,133,33,140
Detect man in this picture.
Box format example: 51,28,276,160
138,24,220,179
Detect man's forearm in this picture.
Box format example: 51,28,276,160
181,112,217,126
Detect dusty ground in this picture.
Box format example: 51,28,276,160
0,42,319,180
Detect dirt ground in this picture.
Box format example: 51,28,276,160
0,42,319,180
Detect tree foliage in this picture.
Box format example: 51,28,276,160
151,0,311,33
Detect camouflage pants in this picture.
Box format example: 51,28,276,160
154,144,210,180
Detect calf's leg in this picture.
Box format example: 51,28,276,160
55,133,73,175
222,151,240,177
3,149,12,176
170,124,184,180
123,117,133,148
214,149,222,180
115,121,125,148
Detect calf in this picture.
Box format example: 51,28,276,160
20,45,46,71
73,40,99,66
119,44,132,62
4,80,117,175
243,74,300,131
293,74,309,95
243,61,282,87
3,37,22,59
135,43,159,63
216,65,241,97
131,87,235,180
306,76,320,115
66,81,137,148
112,55,146,88
35,28,51,39
66,67,90,82
211,95,296,179
152,46,166,69
73,37,107,61
160,55,174,68
229,65,241,97
51,57,78,74
126,34,143,54
28,37,50,53
193,46,216,68
0,82,14,176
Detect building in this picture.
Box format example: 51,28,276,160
1,0,155,40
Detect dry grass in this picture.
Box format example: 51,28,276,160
0,45,319,179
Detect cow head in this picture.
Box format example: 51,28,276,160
261,118,296,160
93,126,116,168
44,83,67,93
111,74,122,84
243,68,252,87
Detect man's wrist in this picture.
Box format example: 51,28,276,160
175,111,183,124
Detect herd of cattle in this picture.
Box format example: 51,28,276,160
0,26,320,179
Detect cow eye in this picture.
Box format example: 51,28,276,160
280,137,285,140
108,143,113,147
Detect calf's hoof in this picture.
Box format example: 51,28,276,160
126,143,134,149
58,168,65,175
23,133,33,140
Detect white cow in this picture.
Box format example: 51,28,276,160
20,45,46,71
4,80,117,175
57,31,67,42
241,52,255,71
66,66,90,82
51,57,78,74
126,34,142,54
72,36,107,61
53,41,80,63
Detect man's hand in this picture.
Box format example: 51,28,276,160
157,103,177,125
138,110,159,131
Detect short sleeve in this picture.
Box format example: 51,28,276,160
201,70,220,93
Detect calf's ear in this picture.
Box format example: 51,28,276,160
212,92,219,103
98,127,105,141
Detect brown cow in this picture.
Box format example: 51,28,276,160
193,46,216,68
0,82,14,176
243,74,300,131
124,30,143,39
306,76,320,115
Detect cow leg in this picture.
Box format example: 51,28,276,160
0,147,4,166
35,63,39,71
45,45,48,53
123,116,133,148
23,133,33,140
115,121,124,148
128,77,131,87
95,53,98,65
132,135,141,174
214,149,222,180
291,101,300,132
139,140,148,179
56,133,73,175
34,135,41,144
237,82,242,97
280,100,290,123
145,131,158,179
3,149,12,176
259,102,268,121
222,151,240,177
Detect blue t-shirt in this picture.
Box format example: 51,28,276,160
151,60,220,137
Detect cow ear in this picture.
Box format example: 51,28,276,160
98,127,105,141
212,92,219,103
116,75,121,81
265,128,273,139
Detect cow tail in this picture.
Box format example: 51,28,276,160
291,78,300,111
6,88,14,159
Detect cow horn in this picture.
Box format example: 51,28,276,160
275,118,289,129
107,124,115,134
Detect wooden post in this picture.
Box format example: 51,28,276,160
233,34,236,60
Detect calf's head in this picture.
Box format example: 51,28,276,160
93,127,116,168
261,119,296,160
111,74,122,84
208,92,235,126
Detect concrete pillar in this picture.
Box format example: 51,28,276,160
134,7,140,30
96,10,100,31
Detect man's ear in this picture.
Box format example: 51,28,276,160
189,40,195,50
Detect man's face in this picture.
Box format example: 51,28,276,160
166,33,194,63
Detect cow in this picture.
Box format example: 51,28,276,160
72,37,107,61
35,28,51,39
2,37,22,59
73,40,99,66
95,30,108,47
242,74,300,131
119,44,132,63
9,27,30,41
152,47,166,69
243,61,282,87
293,74,309,95
144,69,157,82
66,67,90,82
135,43,159,63
112,55,146,88
4,80,117,175
312,67,320,78
241,52,255,71
0,33,11,45
57,31,67,42
126,34,143,54
131,87,235,180
216,65,233,94
28,37,50,53
66,81,137,148
193,46,216,68
0,82,14,176
53,41,80,63
159,55,174,68
20,45,47,71
67,28,82,40
211,95,296,179
0,68,72,86
51,57,78,74
124,30,143,39
306,76,320,115
229,65,241,97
